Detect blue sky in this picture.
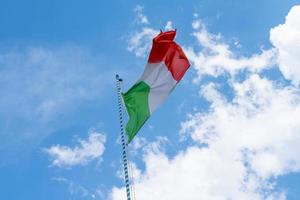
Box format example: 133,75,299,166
1,0,300,199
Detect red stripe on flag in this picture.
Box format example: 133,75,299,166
148,30,190,81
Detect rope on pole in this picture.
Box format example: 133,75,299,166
116,74,132,200
129,159,137,200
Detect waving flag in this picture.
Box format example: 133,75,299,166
122,30,190,143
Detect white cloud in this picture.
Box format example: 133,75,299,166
52,177,105,199
52,177,89,197
164,21,173,30
127,27,158,58
45,131,106,168
128,6,175,58
270,5,300,86
130,137,147,152
186,20,277,82
181,75,300,178
134,5,149,25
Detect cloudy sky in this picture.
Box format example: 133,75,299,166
1,0,300,199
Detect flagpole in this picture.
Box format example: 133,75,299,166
116,74,132,200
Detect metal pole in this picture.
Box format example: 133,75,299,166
116,74,132,200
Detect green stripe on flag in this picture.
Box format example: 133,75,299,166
122,81,150,143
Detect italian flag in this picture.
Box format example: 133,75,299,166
122,30,190,143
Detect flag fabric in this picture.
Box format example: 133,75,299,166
122,30,190,143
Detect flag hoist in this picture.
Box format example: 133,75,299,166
116,30,190,200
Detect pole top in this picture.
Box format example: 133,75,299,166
116,74,123,82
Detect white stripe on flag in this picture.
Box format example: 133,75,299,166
139,62,177,114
